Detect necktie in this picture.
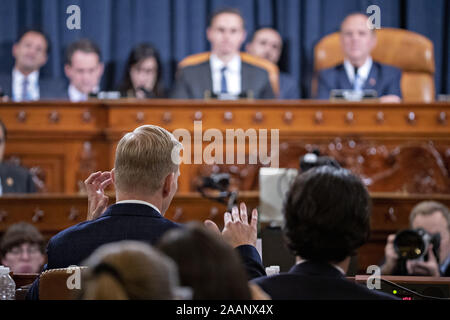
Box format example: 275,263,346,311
353,66,362,92
220,66,228,94
22,77,30,101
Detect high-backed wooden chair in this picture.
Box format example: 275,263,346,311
178,52,280,97
39,267,87,300
313,28,435,102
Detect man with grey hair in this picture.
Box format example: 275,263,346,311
27,125,264,299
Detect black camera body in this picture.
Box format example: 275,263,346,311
394,228,441,262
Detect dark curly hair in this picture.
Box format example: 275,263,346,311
283,166,371,263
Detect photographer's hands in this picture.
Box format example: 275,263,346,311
406,244,441,277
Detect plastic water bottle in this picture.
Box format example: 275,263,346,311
0,266,16,300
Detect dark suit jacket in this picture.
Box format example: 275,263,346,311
252,261,397,300
170,60,274,99
26,203,182,299
0,73,68,100
317,61,402,100
0,163,36,193
279,72,300,100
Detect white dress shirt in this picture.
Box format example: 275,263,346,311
115,199,162,216
210,54,242,96
68,84,99,102
344,57,373,88
12,69,40,101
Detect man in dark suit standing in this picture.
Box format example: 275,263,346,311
171,8,274,99
0,29,66,101
252,166,396,299
0,120,36,194
246,27,300,99
317,13,402,102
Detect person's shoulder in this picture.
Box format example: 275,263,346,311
242,61,271,77
373,61,402,75
0,73,11,81
319,64,344,76
178,53,210,72
40,77,68,88
49,217,101,245
0,162,32,178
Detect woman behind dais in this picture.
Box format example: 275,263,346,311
119,43,164,98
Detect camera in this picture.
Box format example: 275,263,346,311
299,150,340,173
394,228,441,261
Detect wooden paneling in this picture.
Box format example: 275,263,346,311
1,100,449,194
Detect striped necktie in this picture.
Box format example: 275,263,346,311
220,66,228,94
22,76,30,101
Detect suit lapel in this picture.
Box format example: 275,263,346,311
337,65,352,90
0,75,13,97
199,62,212,98
363,62,378,90
241,63,249,94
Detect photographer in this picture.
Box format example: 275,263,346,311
380,201,450,277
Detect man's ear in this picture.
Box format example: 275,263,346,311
98,62,105,76
64,64,71,78
162,172,174,198
12,44,18,59
206,27,212,43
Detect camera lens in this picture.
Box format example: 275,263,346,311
394,229,426,260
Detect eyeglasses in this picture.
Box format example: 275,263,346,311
8,245,42,257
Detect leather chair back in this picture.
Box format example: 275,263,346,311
39,266,87,300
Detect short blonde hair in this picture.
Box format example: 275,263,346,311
114,125,182,194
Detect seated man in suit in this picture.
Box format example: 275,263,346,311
246,27,300,99
0,29,66,101
0,119,36,194
381,201,450,277
26,124,263,299
317,13,402,102
170,8,274,99
252,166,396,299
64,39,104,102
